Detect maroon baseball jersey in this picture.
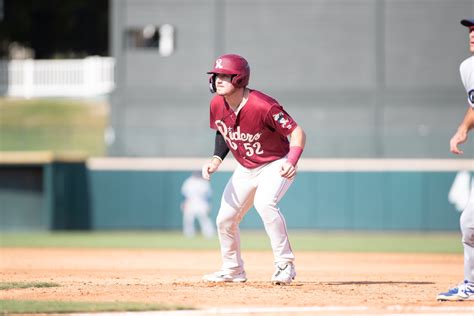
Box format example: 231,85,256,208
209,89,298,169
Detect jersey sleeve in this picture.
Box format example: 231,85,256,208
460,57,474,108
265,104,298,136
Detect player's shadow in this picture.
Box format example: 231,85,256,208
325,281,434,285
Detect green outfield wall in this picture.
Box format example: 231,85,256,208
1,157,472,232
89,169,460,231
0,153,91,231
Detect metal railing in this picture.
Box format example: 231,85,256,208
0,56,115,98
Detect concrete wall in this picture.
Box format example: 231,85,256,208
109,0,474,158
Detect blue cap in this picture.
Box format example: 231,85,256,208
461,19,474,27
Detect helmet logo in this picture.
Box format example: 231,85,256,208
215,59,223,69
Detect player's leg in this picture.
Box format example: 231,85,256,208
203,165,256,282
199,214,215,238
253,158,295,284
216,166,256,273
461,189,474,285
437,187,474,301
182,206,196,238
196,207,215,238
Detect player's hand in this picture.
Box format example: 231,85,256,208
450,128,468,155
280,161,296,179
202,158,221,180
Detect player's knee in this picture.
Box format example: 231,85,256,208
254,201,283,226
460,210,474,246
216,211,237,231
462,228,474,247
253,198,276,214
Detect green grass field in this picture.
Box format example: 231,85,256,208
0,98,107,156
0,282,59,290
0,299,190,314
0,230,463,253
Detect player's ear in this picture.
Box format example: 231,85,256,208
209,74,217,93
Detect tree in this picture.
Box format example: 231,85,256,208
0,0,108,59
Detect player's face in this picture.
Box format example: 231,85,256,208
215,74,236,96
469,26,474,53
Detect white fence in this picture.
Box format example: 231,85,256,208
0,56,115,98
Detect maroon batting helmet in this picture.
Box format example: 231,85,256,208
207,54,250,93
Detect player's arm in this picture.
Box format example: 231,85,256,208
202,131,229,180
280,126,306,179
450,106,474,155
289,125,306,149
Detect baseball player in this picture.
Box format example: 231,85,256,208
201,54,306,285
180,171,215,238
437,18,474,301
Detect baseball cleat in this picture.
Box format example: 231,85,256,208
202,270,247,283
437,280,474,301
271,262,296,285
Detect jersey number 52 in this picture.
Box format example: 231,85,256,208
244,142,264,157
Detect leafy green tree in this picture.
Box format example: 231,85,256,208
0,0,108,58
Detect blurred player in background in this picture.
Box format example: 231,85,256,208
437,18,474,301
449,170,473,213
180,171,215,238
201,54,306,285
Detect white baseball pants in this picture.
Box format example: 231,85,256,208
215,157,295,274
182,203,215,238
461,183,474,282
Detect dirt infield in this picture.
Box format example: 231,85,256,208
0,248,471,313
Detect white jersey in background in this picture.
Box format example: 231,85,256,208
460,56,474,108
180,173,215,238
